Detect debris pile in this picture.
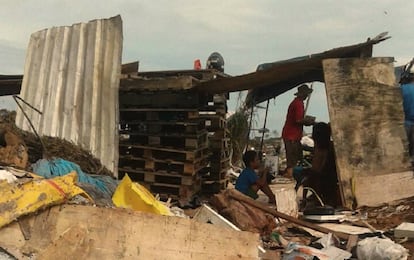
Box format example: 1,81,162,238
0,109,113,176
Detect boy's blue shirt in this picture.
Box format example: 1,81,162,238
235,167,259,194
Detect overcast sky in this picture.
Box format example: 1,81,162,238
0,0,412,135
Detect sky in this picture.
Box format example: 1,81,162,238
0,0,413,136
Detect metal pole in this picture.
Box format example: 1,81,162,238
259,99,270,152
13,96,47,157
245,101,255,153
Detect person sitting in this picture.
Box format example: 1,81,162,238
295,122,340,208
235,150,276,204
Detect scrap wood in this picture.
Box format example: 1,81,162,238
228,191,349,240
346,235,359,252
0,205,260,259
211,189,277,234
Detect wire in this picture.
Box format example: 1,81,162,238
13,96,47,158
302,187,325,207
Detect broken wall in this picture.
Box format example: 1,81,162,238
323,57,413,208
15,15,123,175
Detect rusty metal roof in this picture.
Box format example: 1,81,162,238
15,15,123,176
194,33,390,106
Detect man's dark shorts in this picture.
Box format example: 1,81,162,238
284,139,302,168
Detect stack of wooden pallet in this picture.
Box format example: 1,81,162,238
118,76,210,201
199,93,231,194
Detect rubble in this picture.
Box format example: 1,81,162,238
0,109,113,176
0,16,412,259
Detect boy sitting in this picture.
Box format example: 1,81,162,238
235,150,276,204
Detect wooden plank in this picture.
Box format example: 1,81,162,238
144,182,202,200
0,205,260,259
228,190,349,240
137,69,228,80
194,35,389,104
346,235,359,252
120,110,200,123
121,131,208,149
119,145,210,162
119,120,205,135
119,154,208,175
323,57,411,208
201,179,228,193
201,114,227,130
118,168,199,186
202,168,228,181
121,61,139,74
119,90,204,108
354,171,414,207
120,76,198,91
119,143,208,159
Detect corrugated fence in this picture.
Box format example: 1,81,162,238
15,15,123,176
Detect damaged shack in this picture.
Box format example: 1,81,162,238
0,14,413,259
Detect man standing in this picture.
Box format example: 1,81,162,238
401,61,414,164
282,84,314,178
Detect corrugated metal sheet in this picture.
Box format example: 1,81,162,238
15,15,123,176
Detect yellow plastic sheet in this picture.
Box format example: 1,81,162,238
0,171,91,229
112,174,172,216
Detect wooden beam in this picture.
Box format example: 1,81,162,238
228,191,349,240
194,34,390,101
120,76,199,91
121,61,139,74
0,79,22,95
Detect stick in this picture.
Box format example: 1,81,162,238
13,96,48,158
304,83,313,114
228,191,349,240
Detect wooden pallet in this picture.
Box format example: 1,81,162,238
201,179,228,194
119,144,209,162
120,76,199,91
208,158,231,174
209,147,231,161
201,93,227,105
200,115,226,131
120,131,208,149
118,168,199,186
118,155,208,175
208,129,230,139
119,120,205,135
119,90,206,109
142,182,201,200
199,105,227,116
120,108,200,121
209,137,231,149
202,168,228,181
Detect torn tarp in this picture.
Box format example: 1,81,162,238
32,158,117,196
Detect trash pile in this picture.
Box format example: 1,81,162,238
205,188,412,259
